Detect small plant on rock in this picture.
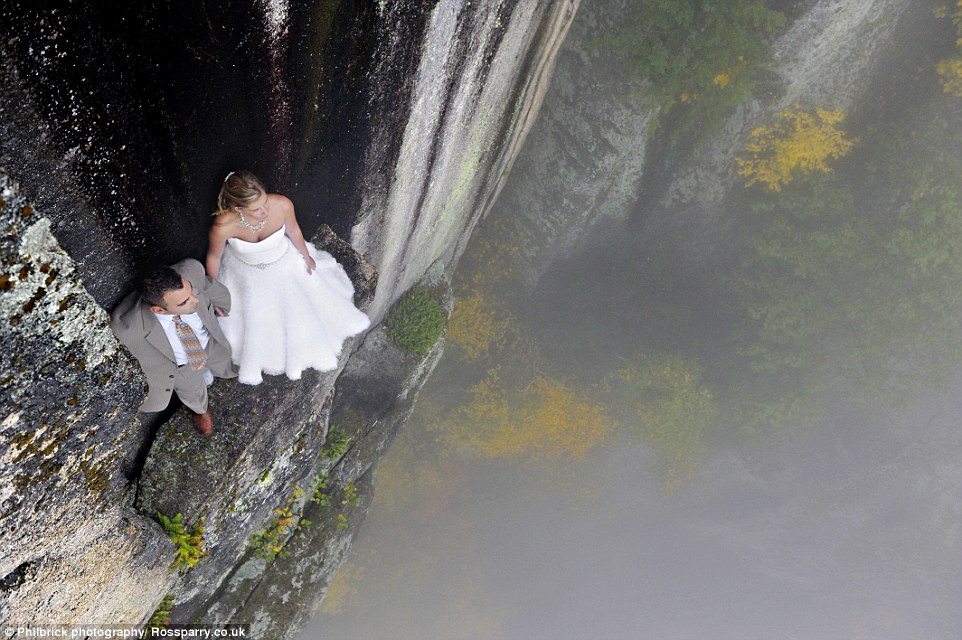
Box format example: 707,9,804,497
313,473,362,530
249,488,310,562
312,472,332,507
144,594,175,635
157,513,206,571
321,427,351,460
385,285,446,355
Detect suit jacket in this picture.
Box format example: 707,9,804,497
110,259,237,412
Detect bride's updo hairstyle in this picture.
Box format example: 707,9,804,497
214,170,266,221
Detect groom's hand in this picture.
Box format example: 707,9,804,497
213,306,229,317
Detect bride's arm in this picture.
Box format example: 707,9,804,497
205,227,231,316
280,196,316,275
205,225,228,279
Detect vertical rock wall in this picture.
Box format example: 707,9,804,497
0,0,576,311
487,0,653,289
350,0,579,317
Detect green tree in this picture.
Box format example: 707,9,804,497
600,0,784,130
603,354,716,493
730,154,962,408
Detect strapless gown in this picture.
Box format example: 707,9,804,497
216,225,370,384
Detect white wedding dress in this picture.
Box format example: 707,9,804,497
216,225,370,384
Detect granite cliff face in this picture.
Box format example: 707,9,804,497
0,0,577,633
495,0,914,288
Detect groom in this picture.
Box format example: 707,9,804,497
111,259,237,435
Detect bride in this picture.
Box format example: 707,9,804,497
205,170,370,385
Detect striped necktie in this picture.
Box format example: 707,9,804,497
172,315,207,370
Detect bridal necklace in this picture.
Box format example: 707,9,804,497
237,209,267,233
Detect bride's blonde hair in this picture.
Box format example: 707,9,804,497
214,170,266,223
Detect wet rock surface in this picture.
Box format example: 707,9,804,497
0,173,174,624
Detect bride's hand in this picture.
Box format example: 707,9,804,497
303,255,316,275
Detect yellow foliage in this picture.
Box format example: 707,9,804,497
436,369,610,462
935,2,962,95
464,217,522,293
713,57,744,89
937,58,962,96
737,104,855,191
713,71,732,88
447,290,514,360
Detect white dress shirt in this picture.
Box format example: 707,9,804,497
154,311,214,385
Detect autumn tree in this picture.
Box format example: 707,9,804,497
737,104,855,191
433,368,610,462
447,289,515,361
428,185,617,462
935,1,962,96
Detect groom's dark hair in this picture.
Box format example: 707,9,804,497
138,266,183,307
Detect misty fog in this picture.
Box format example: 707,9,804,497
301,2,962,638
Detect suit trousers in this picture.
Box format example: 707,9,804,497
174,364,209,414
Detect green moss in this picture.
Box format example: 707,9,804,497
79,449,115,494
320,427,350,460
385,285,447,355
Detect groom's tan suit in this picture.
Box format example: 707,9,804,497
111,259,237,412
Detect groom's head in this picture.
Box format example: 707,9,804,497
139,266,199,315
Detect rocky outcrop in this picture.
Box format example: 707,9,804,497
0,165,438,632
489,0,654,289
0,173,171,624
214,280,452,637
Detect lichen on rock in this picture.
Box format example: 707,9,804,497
0,171,172,625
7,216,117,366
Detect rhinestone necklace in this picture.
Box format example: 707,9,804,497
237,210,267,233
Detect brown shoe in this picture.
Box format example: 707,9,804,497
192,410,214,436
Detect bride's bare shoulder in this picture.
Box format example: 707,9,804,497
210,211,239,234
268,193,295,214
